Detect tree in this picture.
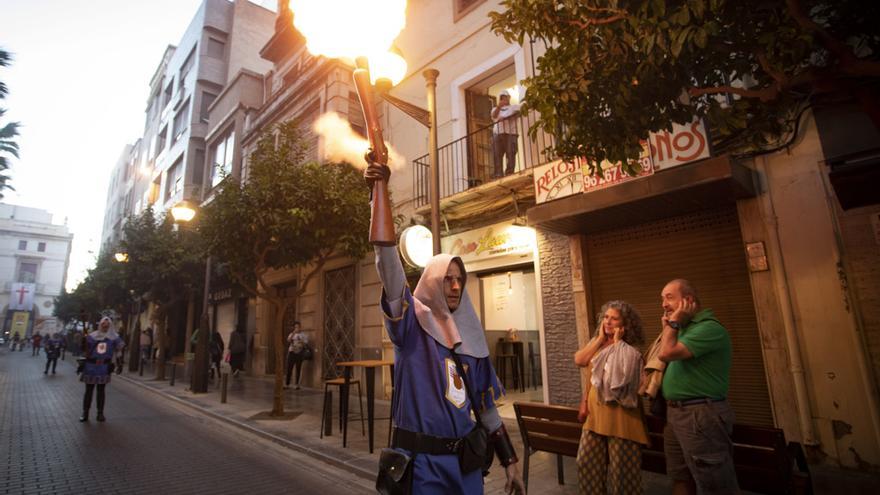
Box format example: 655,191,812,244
490,0,880,170
54,251,128,327
1,48,19,197
201,120,371,416
122,207,204,380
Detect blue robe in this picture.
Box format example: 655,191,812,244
383,288,504,494
81,334,122,385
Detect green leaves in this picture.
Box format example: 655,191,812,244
0,47,18,199
201,120,371,299
490,0,880,163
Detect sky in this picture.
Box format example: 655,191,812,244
0,0,274,291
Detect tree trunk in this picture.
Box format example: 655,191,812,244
271,300,289,416
153,306,168,381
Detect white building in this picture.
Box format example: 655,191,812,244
0,204,73,338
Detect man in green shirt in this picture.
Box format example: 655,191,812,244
658,279,738,495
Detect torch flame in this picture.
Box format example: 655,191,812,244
290,0,408,85
313,113,404,170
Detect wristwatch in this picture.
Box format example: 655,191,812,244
667,320,682,331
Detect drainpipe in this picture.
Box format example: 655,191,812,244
755,156,818,446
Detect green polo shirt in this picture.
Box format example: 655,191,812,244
661,309,731,401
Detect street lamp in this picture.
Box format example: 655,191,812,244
114,252,129,263
170,200,197,223
171,199,211,393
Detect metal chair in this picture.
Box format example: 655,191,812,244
320,377,365,439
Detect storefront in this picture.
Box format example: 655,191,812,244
528,129,776,426
402,221,547,402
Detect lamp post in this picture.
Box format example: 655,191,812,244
170,200,210,393
373,69,441,254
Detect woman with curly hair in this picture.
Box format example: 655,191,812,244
573,300,648,495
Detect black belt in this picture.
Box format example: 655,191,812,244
85,358,108,365
667,397,726,408
391,427,462,455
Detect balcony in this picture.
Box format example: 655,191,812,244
412,109,556,229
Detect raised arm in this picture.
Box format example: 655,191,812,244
374,245,406,317
574,331,606,367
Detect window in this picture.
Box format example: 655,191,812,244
163,80,174,107
207,37,225,59
193,149,205,185
453,0,486,21
165,158,183,200
18,262,37,283
200,92,217,123
37,242,46,252
18,240,27,250
211,129,235,187
173,99,190,143
154,125,168,158
179,46,196,87
348,92,366,137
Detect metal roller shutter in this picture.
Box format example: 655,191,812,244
585,207,774,426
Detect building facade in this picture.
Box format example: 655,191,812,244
380,0,880,469
99,0,275,359
0,204,73,339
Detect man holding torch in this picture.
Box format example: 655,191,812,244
366,161,525,494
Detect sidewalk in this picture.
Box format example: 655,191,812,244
119,361,670,494
117,362,877,495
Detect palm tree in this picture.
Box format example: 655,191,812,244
0,48,19,198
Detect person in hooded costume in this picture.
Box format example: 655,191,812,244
78,316,124,422
367,161,526,495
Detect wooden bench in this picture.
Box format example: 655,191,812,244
514,401,812,494
513,402,583,493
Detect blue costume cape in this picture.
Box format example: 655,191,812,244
383,288,505,494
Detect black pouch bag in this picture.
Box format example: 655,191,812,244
376,448,414,495
451,351,495,476
649,390,667,419
459,424,495,474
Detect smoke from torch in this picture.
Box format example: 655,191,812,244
313,113,404,171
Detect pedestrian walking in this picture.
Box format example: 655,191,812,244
44,333,63,375
284,321,308,390
12,333,21,351
78,317,124,422
574,300,648,495
31,332,42,356
139,327,152,365
366,160,525,494
228,329,246,377
658,279,738,494
114,333,126,374
72,331,83,357
209,329,224,380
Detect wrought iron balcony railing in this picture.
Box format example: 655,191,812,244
412,109,556,208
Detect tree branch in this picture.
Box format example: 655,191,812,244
785,0,880,78
566,14,626,29
689,84,780,102
294,253,330,300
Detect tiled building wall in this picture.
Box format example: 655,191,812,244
536,227,580,407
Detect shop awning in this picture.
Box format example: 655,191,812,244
526,155,757,235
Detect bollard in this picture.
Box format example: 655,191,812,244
169,363,176,386
139,357,144,376
323,389,333,437
221,373,228,403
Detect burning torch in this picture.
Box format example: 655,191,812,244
290,0,409,246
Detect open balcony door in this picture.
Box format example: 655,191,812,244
465,90,495,188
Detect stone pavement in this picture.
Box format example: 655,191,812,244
13,344,875,494
0,347,373,494
123,358,675,494
122,359,880,495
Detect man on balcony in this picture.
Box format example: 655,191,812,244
492,90,521,177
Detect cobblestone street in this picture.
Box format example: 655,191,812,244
0,347,373,495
